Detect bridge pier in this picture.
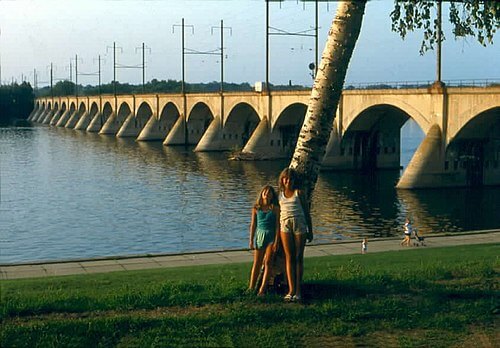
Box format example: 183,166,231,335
100,112,126,135
321,123,343,168
163,114,186,145
32,107,45,122
51,108,67,126
194,116,223,151
87,112,104,132
117,112,146,138
137,113,163,141
74,112,90,130
65,109,81,128
40,109,52,124
56,108,76,127
240,118,270,158
397,124,445,189
44,108,59,124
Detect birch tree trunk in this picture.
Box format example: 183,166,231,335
290,0,366,201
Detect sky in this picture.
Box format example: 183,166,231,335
0,0,499,88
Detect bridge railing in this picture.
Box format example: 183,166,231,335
344,78,500,90
34,79,500,100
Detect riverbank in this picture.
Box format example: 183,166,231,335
1,241,498,347
2,229,499,280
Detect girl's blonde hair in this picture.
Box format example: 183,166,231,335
278,167,301,192
254,185,278,210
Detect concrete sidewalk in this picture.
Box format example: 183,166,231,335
1,230,499,280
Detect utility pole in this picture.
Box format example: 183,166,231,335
98,55,102,95
0,27,2,86
315,0,318,77
142,42,145,92
107,42,122,109
75,54,78,97
266,0,270,93
50,63,53,100
211,20,232,94
113,42,117,98
135,43,150,93
436,1,442,83
182,19,185,94
173,18,194,95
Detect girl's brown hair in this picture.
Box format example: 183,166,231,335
278,167,301,192
254,185,278,210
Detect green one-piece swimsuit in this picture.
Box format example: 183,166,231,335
255,209,276,250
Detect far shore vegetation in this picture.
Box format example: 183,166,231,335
1,244,498,347
0,83,35,126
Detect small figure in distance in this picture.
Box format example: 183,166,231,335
361,238,368,254
248,185,281,296
278,167,313,303
400,217,412,247
413,228,426,247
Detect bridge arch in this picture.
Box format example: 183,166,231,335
101,102,114,126
68,102,76,113
136,102,153,129
448,101,500,142
271,102,307,157
445,106,500,186
78,102,86,114
343,96,431,136
118,102,132,119
159,102,181,135
89,102,99,118
187,102,214,145
341,104,416,170
79,101,87,113
224,102,260,147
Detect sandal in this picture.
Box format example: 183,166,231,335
284,294,293,302
292,295,302,302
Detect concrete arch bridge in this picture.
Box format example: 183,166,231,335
30,85,500,188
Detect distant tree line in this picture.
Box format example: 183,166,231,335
35,79,309,97
0,82,35,126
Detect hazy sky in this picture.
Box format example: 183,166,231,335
1,0,499,87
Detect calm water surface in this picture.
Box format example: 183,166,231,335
1,124,499,263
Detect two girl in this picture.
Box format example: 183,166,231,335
248,168,313,301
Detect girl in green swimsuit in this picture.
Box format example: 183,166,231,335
248,185,281,296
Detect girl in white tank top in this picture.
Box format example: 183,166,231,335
278,168,313,302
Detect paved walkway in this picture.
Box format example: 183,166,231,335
1,230,499,280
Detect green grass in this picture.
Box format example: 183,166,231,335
1,244,499,347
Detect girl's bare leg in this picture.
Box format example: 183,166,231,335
249,249,265,290
280,231,296,297
258,244,275,295
294,233,306,298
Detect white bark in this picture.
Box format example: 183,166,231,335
290,0,366,201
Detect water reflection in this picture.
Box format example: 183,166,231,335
1,126,499,263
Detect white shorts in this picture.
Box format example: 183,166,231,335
280,217,307,235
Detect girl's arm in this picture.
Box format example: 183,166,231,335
298,190,313,241
249,207,257,249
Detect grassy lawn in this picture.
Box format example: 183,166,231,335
1,244,498,347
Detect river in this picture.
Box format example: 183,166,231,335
1,121,499,263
